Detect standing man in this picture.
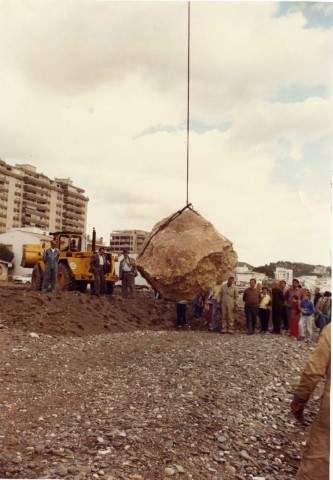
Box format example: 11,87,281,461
208,283,223,332
285,278,303,332
221,276,238,334
316,291,331,333
313,287,323,307
279,280,289,331
42,240,60,293
271,281,285,334
90,247,107,296
119,248,137,299
243,278,261,335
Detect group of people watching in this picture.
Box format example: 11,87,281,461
86,246,138,298
41,241,138,298
192,277,331,340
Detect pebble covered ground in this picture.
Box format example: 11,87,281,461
0,286,323,480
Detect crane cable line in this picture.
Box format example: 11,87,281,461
137,3,197,261
186,1,191,206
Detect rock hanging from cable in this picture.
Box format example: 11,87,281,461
137,207,238,302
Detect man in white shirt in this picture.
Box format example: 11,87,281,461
89,247,107,296
119,249,137,298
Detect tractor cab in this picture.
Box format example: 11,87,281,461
50,232,87,256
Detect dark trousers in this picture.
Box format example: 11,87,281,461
42,266,58,292
122,272,136,298
245,306,258,333
93,266,105,295
318,314,331,333
282,306,289,330
258,308,270,332
272,305,283,333
177,302,187,326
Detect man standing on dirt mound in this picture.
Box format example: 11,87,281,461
119,248,137,299
42,240,60,293
90,247,107,296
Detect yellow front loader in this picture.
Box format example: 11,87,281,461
21,231,118,293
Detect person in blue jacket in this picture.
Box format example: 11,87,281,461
298,292,315,342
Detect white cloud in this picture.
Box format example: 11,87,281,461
0,1,331,266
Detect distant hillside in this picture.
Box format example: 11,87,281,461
252,261,331,279
237,261,254,270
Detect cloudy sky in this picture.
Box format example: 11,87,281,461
0,1,332,266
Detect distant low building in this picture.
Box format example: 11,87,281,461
275,267,293,283
313,265,328,275
236,265,266,285
0,227,52,276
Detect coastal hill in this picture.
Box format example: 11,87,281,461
249,261,331,279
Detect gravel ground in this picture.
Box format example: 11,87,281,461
0,286,323,480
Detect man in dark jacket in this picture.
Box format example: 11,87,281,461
271,281,285,334
119,249,137,298
90,247,107,296
242,278,260,334
42,240,60,293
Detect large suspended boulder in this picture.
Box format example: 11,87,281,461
137,208,237,302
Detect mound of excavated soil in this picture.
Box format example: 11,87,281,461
0,285,246,337
0,286,179,336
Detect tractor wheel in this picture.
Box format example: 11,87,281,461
31,264,43,291
57,263,75,291
105,281,115,295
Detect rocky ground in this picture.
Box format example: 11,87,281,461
0,285,324,480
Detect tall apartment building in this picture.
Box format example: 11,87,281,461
110,229,149,254
0,158,88,233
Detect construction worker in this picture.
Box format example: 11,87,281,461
42,240,60,293
220,276,238,334
119,248,138,298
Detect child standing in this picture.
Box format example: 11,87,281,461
299,292,315,342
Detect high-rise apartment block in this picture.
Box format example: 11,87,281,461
0,159,88,233
110,229,149,254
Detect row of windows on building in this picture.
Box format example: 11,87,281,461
0,159,88,233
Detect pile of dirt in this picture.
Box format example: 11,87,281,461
0,285,181,336
0,285,247,337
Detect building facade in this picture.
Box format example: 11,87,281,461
275,267,293,283
0,227,52,276
109,229,149,254
0,159,88,233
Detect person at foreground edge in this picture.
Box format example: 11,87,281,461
119,248,138,298
42,240,60,293
290,323,330,480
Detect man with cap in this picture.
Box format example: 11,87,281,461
119,248,138,298
220,275,239,334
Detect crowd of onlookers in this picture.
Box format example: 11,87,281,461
181,277,331,341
